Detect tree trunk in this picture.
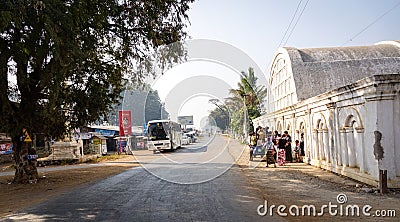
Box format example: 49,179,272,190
12,135,39,183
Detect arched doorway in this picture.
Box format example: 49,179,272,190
338,108,364,171
313,113,329,162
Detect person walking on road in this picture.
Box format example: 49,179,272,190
249,132,257,161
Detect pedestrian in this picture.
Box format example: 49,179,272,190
273,134,279,163
300,133,305,160
294,140,301,162
282,131,293,163
249,132,257,161
272,130,279,146
265,137,276,167
265,127,272,141
258,127,265,146
277,133,286,166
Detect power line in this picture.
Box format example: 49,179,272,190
341,1,400,46
283,0,310,46
266,0,309,76
278,0,303,48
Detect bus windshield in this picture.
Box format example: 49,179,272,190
148,122,169,141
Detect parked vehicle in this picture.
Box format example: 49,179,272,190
185,132,197,143
146,120,182,153
181,135,190,145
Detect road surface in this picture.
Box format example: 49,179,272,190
2,135,280,221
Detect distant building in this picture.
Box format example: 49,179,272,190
87,125,146,152
254,40,400,188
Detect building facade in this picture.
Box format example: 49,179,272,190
254,41,400,188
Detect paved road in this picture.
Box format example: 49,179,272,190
1,135,280,222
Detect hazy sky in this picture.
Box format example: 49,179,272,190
149,0,400,128
186,0,400,72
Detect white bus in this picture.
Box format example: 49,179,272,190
146,120,182,152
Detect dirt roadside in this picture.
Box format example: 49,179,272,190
235,144,400,221
0,155,138,217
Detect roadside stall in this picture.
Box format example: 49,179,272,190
90,134,108,155
114,136,134,154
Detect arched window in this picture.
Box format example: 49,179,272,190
338,108,365,171
313,113,329,162
344,115,363,168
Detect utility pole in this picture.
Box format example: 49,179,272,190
242,94,250,143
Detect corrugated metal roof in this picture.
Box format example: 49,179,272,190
278,40,400,101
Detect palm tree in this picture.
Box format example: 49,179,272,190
225,67,267,136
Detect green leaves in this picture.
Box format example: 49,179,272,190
0,0,194,139
224,67,267,135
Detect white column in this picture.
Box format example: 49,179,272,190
312,129,318,161
305,109,312,163
323,129,330,163
339,128,348,166
327,103,338,165
346,128,356,168
319,130,324,160
291,113,296,139
364,96,379,180
356,127,365,173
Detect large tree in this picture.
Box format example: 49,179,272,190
0,0,194,183
208,99,229,133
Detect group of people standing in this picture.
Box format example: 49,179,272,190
248,127,305,167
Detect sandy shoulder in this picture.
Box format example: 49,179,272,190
235,143,400,221
0,155,138,217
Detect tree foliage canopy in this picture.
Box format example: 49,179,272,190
0,0,194,139
102,85,169,127
225,67,267,134
208,99,229,132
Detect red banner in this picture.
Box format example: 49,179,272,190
119,110,132,136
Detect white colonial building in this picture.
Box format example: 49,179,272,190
254,40,400,188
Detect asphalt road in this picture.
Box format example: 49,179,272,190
2,135,280,222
